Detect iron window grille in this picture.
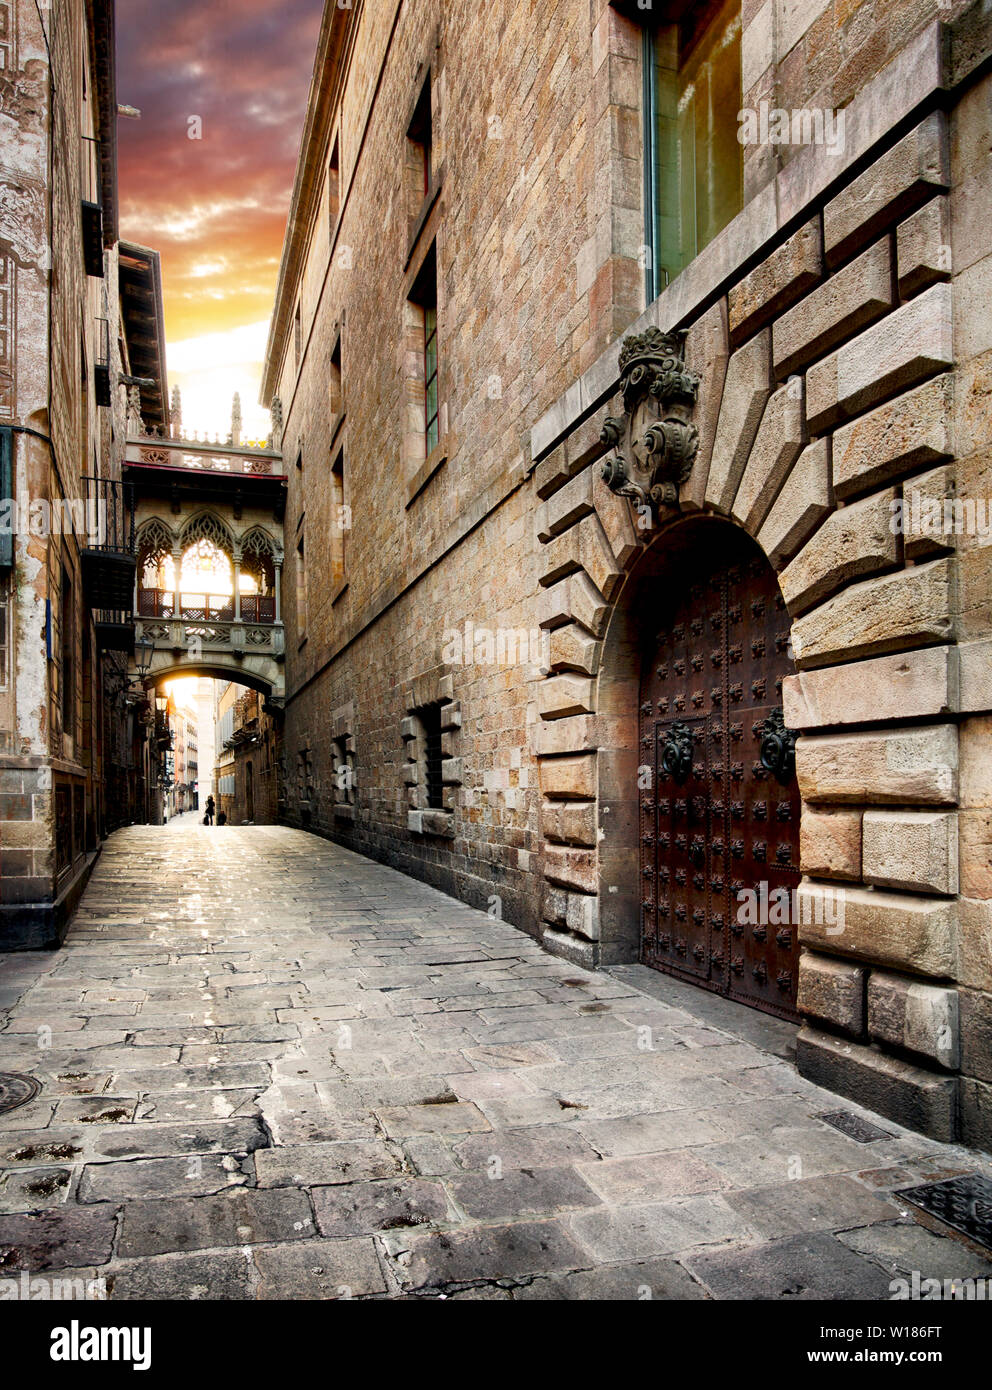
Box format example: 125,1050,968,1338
420,702,444,810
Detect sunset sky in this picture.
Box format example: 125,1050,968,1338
116,0,324,440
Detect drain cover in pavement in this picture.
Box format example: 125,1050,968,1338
896,1175,992,1251
0,1072,41,1116
817,1110,892,1143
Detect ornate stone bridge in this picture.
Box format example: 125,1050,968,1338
124,391,287,707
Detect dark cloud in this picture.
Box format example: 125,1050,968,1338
117,0,323,340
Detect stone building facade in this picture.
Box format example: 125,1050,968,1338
0,0,159,946
263,0,992,1148
214,682,280,825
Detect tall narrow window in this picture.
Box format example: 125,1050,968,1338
329,335,342,420
330,448,346,586
643,0,742,301
296,533,307,640
424,305,439,455
60,564,74,725
294,303,302,371
408,75,432,198
410,243,439,455
327,136,340,231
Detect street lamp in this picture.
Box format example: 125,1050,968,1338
134,635,154,681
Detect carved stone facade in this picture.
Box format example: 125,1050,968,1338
264,0,992,1148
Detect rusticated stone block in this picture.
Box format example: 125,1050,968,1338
832,373,953,501
728,215,822,342
796,724,958,806
565,406,611,474
544,844,597,895
798,882,955,978
537,675,595,720
542,799,597,847
421,809,455,837
535,469,594,542
959,810,992,899
542,882,568,926
960,1077,992,1152
868,970,960,1069
541,924,597,969
960,988,992,1084
704,329,772,514
863,809,958,896
548,624,600,676
537,571,608,637
731,379,806,534
797,952,866,1035
593,473,641,570
823,112,949,267
806,283,952,434
897,194,951,297
791,558,954,667
901,463,956,562
960,715,992,808
757,437,831,569
681,298,730,513
957,898,992,993
784,646,958,730
566,891,599,941
534,444,569,500
779,488,898,614
796,1025,957,1142
800,807,862,880
539,754,596,800
540,514,622,601
532,714,598,758
773,239,893,378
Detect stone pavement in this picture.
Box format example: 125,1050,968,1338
0,825,990,1301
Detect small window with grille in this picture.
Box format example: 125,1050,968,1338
0,586,8,693
420,702,444,810
331,735,355,807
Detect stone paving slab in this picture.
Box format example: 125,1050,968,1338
1,823,991,1300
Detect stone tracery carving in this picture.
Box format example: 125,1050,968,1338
600,327,700,514
179,510,234,555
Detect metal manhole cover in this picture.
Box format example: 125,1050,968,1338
817,1109,891,1143
0,1072,41,1116
896,1175,992,1251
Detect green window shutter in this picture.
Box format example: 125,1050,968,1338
0,427,12,569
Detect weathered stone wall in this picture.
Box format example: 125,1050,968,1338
0,0,127,944
270,0,992,1144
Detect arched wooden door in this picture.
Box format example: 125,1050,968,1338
638,528,801,1021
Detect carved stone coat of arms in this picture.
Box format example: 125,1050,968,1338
600,327,701,515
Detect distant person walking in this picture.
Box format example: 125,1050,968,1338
204,795,215,826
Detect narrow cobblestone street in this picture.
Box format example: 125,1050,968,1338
1,825,991,1301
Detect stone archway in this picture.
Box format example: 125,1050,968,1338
596,515,801,1018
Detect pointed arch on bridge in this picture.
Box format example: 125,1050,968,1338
179,509,237,557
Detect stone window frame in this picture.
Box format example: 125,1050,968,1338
401,670,461,838
403,238,448,506
329,442,348,602
296,744,314,808
330,700,356,821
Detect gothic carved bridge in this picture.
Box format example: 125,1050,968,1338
124,393,287,707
